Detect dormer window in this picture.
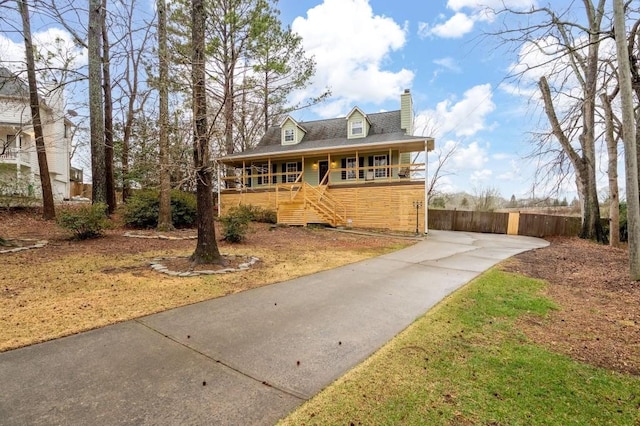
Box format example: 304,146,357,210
280,116,306,145
351,120,363,136
346,107,369,139
284,128,294,143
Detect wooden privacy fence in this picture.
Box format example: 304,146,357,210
428,209,509,234
515,212,582,237
428,209,583,238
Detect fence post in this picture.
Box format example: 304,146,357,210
507,212,520,235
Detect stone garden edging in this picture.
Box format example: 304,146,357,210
149,254,260,277
0,239,48,254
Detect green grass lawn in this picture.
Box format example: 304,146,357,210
280,269,640,425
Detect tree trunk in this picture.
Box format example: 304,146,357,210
191,0,222,265
18,0,55,220
539,74,604,243
157,0,173,231
601,92,620,247
614,0,640,279
578,0,605,242
88,0,106,204
102,0,116,214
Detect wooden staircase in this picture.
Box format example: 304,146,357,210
277,182,346,227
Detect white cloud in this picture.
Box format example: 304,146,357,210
447,0,536,11
470,168,493,184
433,57,462,73
0,36,25,70
416,83,495,138
453,141,488,170
421,0,536,39
423,13,475,39
291,0,413,117
0,28,87,74
492,152,511,161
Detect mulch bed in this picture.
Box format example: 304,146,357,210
503,237,640,376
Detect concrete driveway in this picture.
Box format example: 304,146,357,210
0,230,547,425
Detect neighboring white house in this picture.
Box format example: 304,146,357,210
0,67,75,201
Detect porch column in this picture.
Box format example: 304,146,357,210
217,162,221,216
424,142,429,235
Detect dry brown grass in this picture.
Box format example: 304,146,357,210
0,210,413,352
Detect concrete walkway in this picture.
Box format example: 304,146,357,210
0,230,547,425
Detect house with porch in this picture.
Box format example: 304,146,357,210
216,90,434,233
0,67,76,201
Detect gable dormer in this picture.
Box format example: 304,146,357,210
346,106,370,139
280,116,306,145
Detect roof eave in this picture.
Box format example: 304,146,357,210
216,137,435,164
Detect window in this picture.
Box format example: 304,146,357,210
374,155,387,178
284,128,294,143
64,124,69,139
257,164,269,185
286,162,298,182
351,120,363,136
7,134,16,148
346,157,356,180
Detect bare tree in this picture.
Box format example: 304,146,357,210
18,0,55,219
614,0,640,278
112,0,154,202
101,0,116,213
425,142,458,203
88,0,106,204
191,0,222,265
157,0,173,231
600,89,621,247
473,186,503,212
493,1,608,242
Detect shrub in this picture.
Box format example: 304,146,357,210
620,202,628,242
219,206,251,243
123,189,197,228
231,204,277,224
169,190,197,227
250,205,277,224
57,203,109,240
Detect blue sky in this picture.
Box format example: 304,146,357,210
276,0,559,200
0,0,582,200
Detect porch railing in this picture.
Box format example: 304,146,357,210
220,162,426,191
0,148,17,160
0,148,32,165
303,182,347,226
275,181,346,227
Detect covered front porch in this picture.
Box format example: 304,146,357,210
217,140,433,231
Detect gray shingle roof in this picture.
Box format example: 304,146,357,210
220,110,426,162
0,67,28,97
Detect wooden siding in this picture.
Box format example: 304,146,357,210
220,182,426,233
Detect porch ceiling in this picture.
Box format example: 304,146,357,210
217,137,434,167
